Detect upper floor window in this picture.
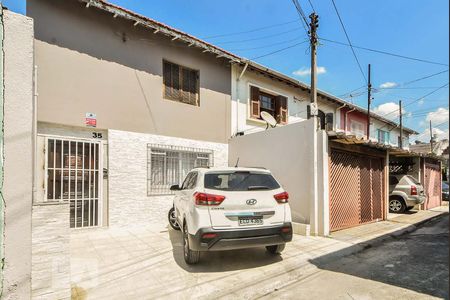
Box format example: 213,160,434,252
378,129,390,144
250,86,288,124
350,120,365,136
163,60,199,106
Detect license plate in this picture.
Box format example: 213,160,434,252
238,217,263,226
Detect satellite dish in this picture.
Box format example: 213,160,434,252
260,111,278,129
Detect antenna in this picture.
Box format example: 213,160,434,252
260,111,278,130
234,157,240,168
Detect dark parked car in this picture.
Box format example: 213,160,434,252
443,182,449,201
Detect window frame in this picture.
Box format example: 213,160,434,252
147,144,213,196
162,59,200,106
248,83,289,125
349,119,366,136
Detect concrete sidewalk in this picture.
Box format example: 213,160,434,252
331,206,449,247
69,206,448,299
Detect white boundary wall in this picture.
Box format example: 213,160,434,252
228,119,329,236
2,10,34,300
108,129,228,228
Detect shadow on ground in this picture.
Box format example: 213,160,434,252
168,228,282,272
309,215,449,299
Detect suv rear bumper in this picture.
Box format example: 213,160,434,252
189,223,293,251
405,195,426,207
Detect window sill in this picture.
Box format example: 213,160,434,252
247,117,287,126
163,96,200,107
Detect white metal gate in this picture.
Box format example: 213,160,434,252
45,137,103,228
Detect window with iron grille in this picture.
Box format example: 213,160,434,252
163,60,199,106
147,144,213,195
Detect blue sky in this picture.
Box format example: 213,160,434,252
3,0,449,140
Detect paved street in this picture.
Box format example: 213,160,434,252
69,208,448,300
262,215,449,300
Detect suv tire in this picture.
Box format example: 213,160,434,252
168,207,180,231
266,244,285,255
183,223,200,265
389,197,406,213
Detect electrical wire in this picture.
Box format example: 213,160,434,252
377,83,449,121
249,40,309,60
330,0,367,84
227,37,304,52
215,27,302,45
339,70,449,100
202,19,301,39
319,38,449,67
307,0,316,12
291,0,311,36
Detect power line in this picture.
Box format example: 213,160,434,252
215,27,302,45
340,70,449,100
377,86,449,90
320,38,449,67
202,19,301,39
228,37,303,52
434,120,449,128
307,0,316,12
291,0,311,36
330,0,367,84
378,83,449,119
401,69,449,85
249,40,309,60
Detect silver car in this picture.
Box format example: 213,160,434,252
389,175,426,213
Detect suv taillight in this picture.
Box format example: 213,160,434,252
194,192,225,206
274,192,289,203
411,185,417,196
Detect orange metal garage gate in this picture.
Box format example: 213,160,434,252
423,160,442,209
329,148,386,232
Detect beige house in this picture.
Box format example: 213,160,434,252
17,0,424,297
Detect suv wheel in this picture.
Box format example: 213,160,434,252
389,198,406,213
266,244,285,255
168,207,180,231
183,223,200,264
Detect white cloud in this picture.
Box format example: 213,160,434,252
412,127,449,143
379,82,398,89
426,107,449,124
293,66,326,77
418,99,425,106
372,102,405,120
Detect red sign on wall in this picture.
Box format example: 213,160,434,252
85,113,97,127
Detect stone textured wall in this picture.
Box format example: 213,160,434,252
2,10,34,300
108,130,228,228
31,203,71,299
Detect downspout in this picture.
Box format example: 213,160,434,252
344,107,356,134
335,104,346,131
235,62,248,135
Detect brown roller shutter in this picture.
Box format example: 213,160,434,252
250,86,260,119
275,95,288,124
163,61,172,98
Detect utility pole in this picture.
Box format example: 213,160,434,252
309,12,319,236
399,100,403,149
429,120,434,153
309,13,319,113
367,64,372,138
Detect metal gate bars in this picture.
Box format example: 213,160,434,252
424,161,441,209
46,137,102,228
329,149,385,231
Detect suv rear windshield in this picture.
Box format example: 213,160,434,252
204,171,280,191
407,175,420,185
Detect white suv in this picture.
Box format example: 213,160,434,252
168,167,292,264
